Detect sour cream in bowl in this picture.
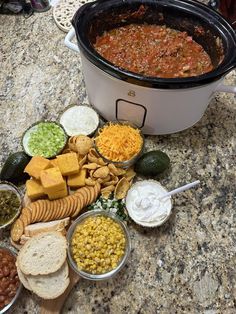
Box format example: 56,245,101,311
125,180,172,227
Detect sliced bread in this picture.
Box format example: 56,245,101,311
27,262,69,299
16,261,32,291
18,231,67,276
24,218,70,237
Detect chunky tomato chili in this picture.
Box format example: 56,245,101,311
94,24,213,78
0,248,20,310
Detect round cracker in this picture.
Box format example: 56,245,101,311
47,199,57,221
56,199,66,220
55,199,63,220
83,187,92,206
47,200,58,221
33,203,40,223
72,195,83,217
41,200,51,221
29,203,37,223
66,196,74,217
86,186,95,205
93,184,98,200
11,219,24,242
75,189,87,208
60,198,68,219
50,199,59,221
65,196,72,216
35,200,44,222
68,195,78,217
37,200,46,221
20,214,29,228
22,207,32,225
44,202,53,222
60,197,69,219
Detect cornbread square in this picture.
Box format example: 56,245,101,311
26,179,45,200
56,153,79,176
24,156,51,180
67,169,86,188
40,167,65,193
47,185,68,200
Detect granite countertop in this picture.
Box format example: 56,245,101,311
0,3,236,314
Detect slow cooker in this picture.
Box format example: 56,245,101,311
65,0,236,135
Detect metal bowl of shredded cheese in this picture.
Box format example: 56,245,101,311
94,120,144,168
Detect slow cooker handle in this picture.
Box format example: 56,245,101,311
215,81,236,94
64,28,80,53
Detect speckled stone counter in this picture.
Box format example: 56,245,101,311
0,3,236,314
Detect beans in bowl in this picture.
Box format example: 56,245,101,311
94,24,213,78
0,248,20,310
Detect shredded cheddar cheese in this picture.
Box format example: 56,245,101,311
95,123,143,162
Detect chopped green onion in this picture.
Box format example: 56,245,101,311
27,122,66,158
88,194,129,221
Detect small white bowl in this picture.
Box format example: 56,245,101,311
125,180,173,227
60,104,100,137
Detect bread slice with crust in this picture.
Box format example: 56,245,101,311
18,231,67,276
27,262,69,299
16,261,32,291
24,218,70,237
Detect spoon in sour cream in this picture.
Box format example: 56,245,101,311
158,180,200,201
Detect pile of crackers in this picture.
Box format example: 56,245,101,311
11,183,100,243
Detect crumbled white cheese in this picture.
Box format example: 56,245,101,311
60,105,99,136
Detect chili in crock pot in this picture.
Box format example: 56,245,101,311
94,24,213,78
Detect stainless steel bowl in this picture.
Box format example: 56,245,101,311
67,210,131,280
0,244,22,314
94,120,144,168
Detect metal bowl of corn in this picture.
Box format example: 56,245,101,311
67,210,131,280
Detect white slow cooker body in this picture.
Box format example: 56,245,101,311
81,53,223,135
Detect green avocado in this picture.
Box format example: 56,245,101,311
134,150,170,176
0,151,31,184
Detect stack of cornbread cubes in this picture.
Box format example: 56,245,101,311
25,153,86,201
